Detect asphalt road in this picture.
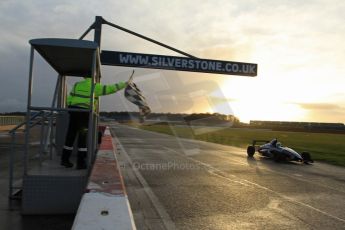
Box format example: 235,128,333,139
113,123,345,230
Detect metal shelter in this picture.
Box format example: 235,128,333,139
27,38,101,166
9,38,102,214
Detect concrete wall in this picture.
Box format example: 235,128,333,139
72,127,136,230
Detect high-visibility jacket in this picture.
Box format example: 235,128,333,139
67,78,127,109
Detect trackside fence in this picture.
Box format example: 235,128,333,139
0,116,25,126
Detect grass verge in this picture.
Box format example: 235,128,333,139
138,124,345,167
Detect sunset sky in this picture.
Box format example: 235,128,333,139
0,0,344,123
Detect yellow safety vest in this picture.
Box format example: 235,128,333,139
67,78,126,109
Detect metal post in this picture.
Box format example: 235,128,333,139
52,76,60,108
87,51,97,169
92,114,97,163
23,47,35,175
57,77,62,109
94,52,101,157
9,132,16,198
57,75,67,109
103,18,196,58
48,117,54,160
61,76,65,108
55,75,65,161
63,76,68,108
39,112,46,164
79,22,95,40
94,16,103,48
45,75,60,157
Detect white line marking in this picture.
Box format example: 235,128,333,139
164,147,345,224
114,136,176,230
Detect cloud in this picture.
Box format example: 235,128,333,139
53,3,82,15
297,103,343,111
296,102,345,123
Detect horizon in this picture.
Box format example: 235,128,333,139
1,111,344,125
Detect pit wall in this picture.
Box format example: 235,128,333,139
72,127,136,230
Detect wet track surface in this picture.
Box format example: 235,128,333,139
113,124,345,230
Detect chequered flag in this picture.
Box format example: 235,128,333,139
124,82,151,116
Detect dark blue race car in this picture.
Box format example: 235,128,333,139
247,139,313,164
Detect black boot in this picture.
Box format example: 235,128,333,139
61,150,74,168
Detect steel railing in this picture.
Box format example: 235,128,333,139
8,111,55,199
8,109,99,199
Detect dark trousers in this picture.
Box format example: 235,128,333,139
61,107,89,166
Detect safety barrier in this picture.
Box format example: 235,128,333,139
0,116,24,126
72,127,136,230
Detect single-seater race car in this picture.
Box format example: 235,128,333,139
247,139,313,164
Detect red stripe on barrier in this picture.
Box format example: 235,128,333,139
88,156,125,195
87,126,125,195
99,136,113,150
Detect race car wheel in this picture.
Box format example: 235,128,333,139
273,152,281,162
302,152,313,163
247,146,255,157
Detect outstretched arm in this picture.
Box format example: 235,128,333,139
95,81,127,97
95,71,135,96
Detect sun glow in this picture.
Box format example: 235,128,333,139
217,78,308,123
230,100,306,123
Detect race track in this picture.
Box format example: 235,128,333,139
112,123,345,230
